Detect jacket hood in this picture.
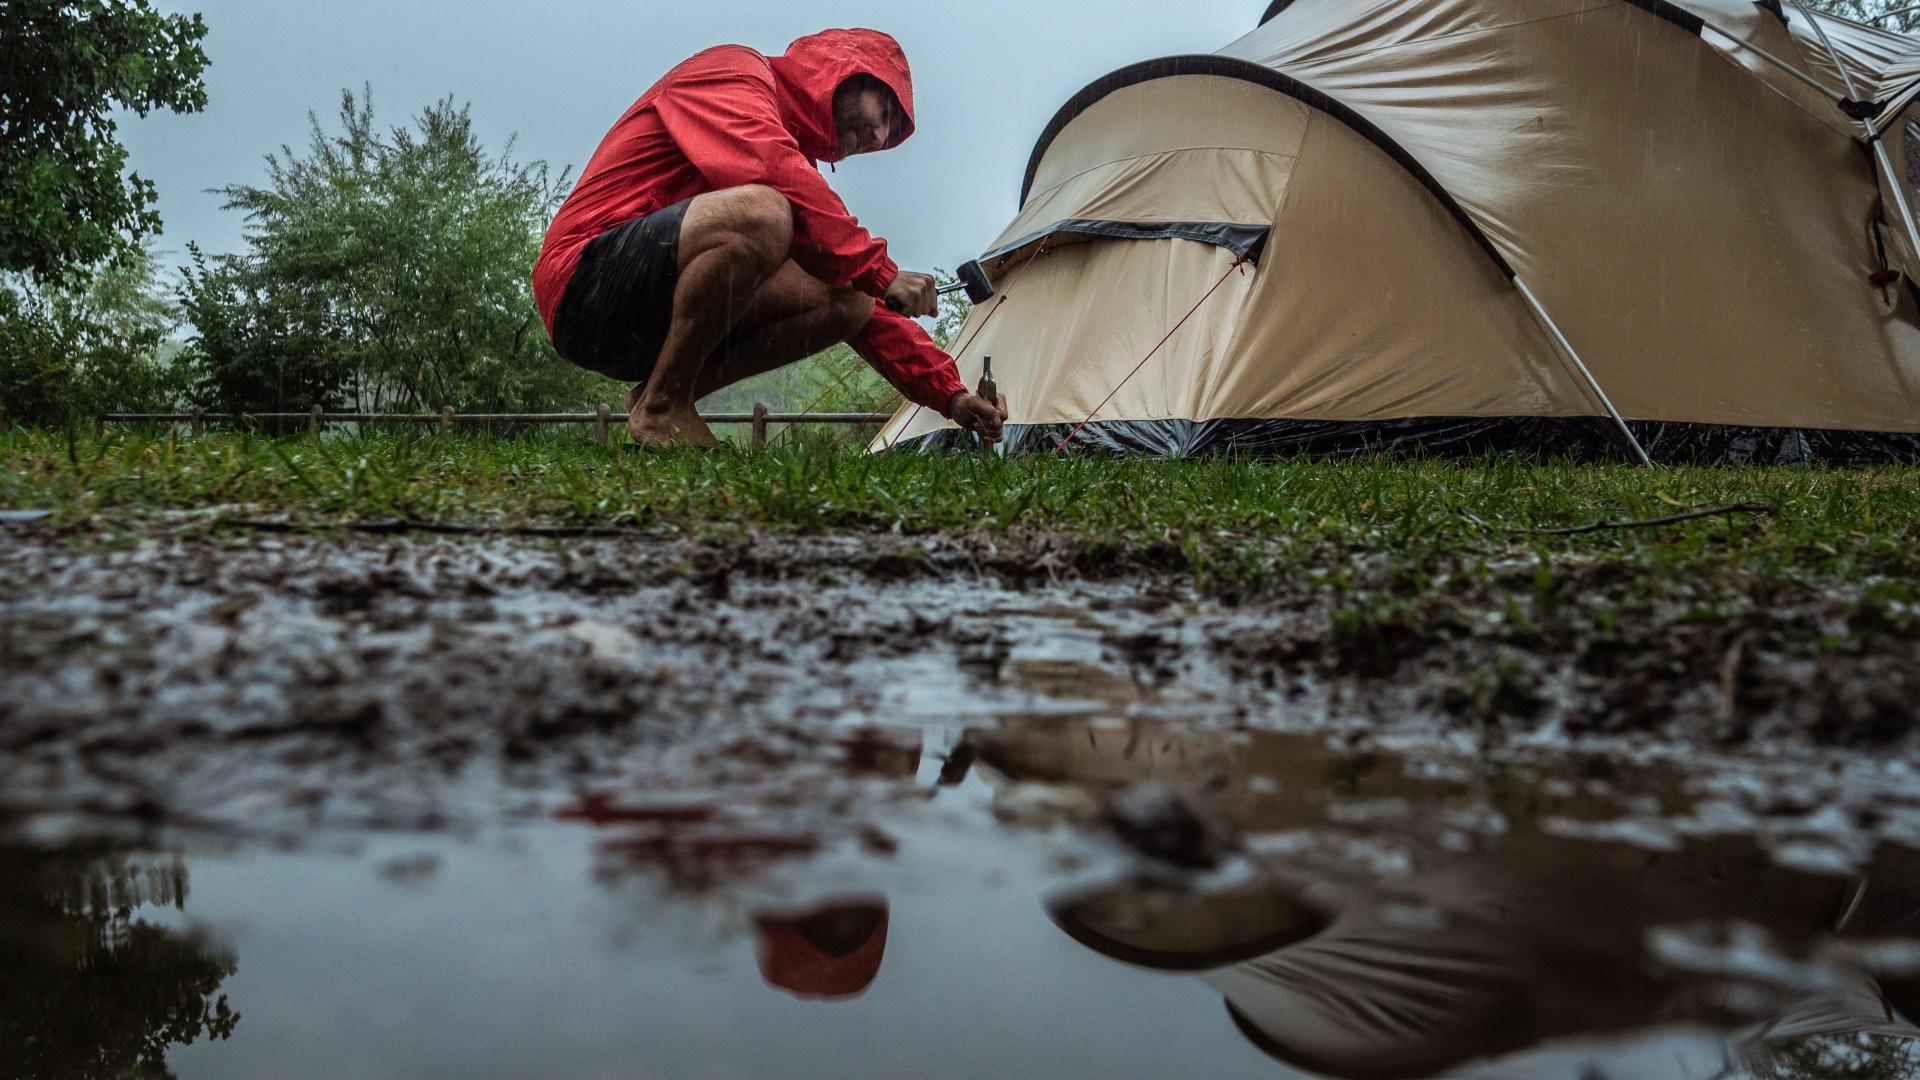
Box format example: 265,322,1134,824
767,28,916,164
755,902,890,1001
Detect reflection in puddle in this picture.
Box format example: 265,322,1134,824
0,843,238,1078
12,713,1920,1079
755,899,890,1002
1051,880,1329,972
1010,658,1146,710
968,720,1920,1078
8,648,1920,1077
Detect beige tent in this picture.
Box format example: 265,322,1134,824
876,0,1920,462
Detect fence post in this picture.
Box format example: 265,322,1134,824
190,407,205,439
441,407,455,436
0,403,9,433
595,403,611,444
310,404,324,433
752,403,769,450
93,412,105,440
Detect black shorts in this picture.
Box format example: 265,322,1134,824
551,198,692,384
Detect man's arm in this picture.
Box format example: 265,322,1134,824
849,306,968,415
855,308,1004,437
651,53,898,298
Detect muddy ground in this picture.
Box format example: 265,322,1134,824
3,516,1917,847
13,516,1920,1079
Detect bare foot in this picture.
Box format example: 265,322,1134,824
627,398,722,448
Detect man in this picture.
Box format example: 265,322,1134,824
533,29,1006,448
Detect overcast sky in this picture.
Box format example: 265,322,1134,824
118,0,1266,277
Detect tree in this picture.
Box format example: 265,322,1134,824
0,247,187,425
1802,0,1920,33
174,242,342,420
0,0,210,282
1747,1032,1920,1079
182,89,615,414
0,844,239,1080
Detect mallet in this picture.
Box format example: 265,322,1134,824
938,260,996,305
887,259,996,312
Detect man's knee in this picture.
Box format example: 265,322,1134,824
716,184,793,265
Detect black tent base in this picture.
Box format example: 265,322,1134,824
892,417,1920,466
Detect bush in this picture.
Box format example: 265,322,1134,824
178,89,620,415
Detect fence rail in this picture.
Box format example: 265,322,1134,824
88,403,887,449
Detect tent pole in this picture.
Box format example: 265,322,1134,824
1514,277,1654,467
1707,28,1851,102
1792,4,1920,276
1861,130,1920,275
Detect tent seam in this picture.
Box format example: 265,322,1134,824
1240,2,1629,67
1025,147,1300,208
1255,2,1859,139
1019,56,1516,277
1210,111,1320,410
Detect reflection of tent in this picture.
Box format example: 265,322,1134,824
979,719,1920,1077
1059,843,1920,1080
879,1,1920,463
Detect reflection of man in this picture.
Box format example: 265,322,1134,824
755,899,890,1002
533,30,1006,447
751,734,913,1004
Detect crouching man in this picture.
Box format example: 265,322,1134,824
532,28,1006,448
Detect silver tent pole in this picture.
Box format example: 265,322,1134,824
1513,277,1654,466
1792,4,1920,271
1707,28,1851,100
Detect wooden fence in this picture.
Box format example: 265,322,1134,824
83,404,887,449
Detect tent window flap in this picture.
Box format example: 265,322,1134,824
981,220,1272,269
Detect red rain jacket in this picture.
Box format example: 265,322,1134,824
533,29,967,415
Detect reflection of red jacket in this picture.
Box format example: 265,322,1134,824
534,29,967,414
756,903,890,1001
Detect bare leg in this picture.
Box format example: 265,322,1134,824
626,260,877,421
630,185,793,448
694,262,875,398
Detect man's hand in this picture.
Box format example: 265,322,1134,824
884,271,938,318
950,391,1008,442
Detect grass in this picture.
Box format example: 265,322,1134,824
8,423,1918,740
4,424,1916,591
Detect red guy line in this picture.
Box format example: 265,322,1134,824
1053,254,1249,456
882,240,1052,450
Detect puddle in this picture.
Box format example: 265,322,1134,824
6,534,1920,1077
9,714,1920,1079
